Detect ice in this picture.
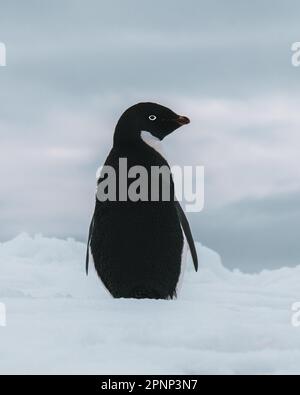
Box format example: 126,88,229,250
0,233,299,374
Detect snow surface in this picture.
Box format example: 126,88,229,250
0,233,299,375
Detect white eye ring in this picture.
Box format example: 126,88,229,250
149,115,157,121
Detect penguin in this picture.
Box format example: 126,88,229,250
86,102,198,299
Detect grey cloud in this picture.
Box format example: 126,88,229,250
190,191,300,272
1,0,300,102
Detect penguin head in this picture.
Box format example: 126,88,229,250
115,102,190,143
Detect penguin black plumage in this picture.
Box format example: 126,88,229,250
87,102,198,299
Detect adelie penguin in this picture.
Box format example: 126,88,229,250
86,102,198,299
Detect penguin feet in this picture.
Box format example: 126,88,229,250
127,287,176,300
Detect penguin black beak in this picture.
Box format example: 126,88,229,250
176,116,190,126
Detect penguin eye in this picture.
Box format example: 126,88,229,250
149,115,157,121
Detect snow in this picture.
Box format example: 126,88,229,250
0,233,299,375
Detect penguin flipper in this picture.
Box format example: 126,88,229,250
86,169,109,276
85,213,95,275
175,201,198,272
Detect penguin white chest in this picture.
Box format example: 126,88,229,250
141,131,166,158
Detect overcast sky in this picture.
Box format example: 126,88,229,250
1,0,300,271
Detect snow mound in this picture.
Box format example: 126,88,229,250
0,234,299,374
